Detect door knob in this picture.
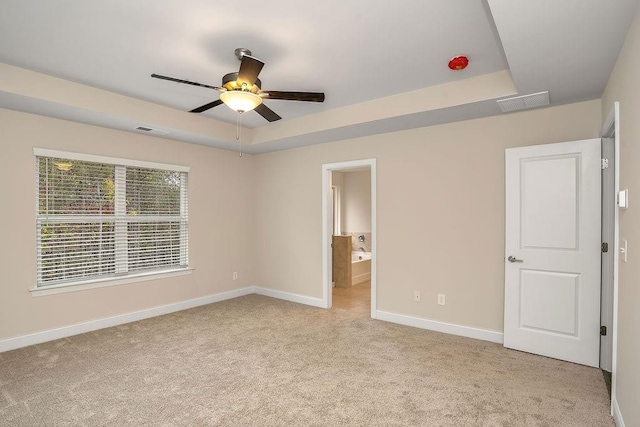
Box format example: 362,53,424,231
508,256,523,263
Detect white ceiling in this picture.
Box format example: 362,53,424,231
0,0,638,153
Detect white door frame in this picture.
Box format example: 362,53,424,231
600,136,615,372
322,159,377,318
601,102,620,414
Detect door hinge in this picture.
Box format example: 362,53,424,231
601,326,607,336
602,242,609,253
601,158,609,169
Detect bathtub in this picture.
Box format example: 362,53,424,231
351,252,372,262
351,251,372,285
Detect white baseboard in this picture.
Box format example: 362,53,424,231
2,287,503,353
376,310,504,344
253,286,325,308
612,396,625,427
0,287,254,353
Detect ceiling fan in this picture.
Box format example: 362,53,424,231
151,48,325,122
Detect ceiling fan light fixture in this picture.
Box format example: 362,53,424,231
152,48,324,122
220,90,262,113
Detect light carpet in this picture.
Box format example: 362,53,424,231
0,294,613,426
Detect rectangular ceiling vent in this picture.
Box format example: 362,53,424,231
135,126,169,136
497,91,550,113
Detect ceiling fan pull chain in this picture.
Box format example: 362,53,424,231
237,112,243,157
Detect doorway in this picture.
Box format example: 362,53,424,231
322,159,376,317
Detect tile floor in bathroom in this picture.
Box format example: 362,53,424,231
332,281,371,315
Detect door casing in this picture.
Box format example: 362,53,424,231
322,159,376,317
601,102,620,416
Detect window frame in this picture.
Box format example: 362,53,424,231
31,148,192,297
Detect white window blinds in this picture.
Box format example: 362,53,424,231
35,151,188,288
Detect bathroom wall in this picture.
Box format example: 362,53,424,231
342,170,371,233
342,170,372,251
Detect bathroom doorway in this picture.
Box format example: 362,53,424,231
322,159,376,318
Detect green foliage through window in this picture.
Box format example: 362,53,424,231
36,155,188,287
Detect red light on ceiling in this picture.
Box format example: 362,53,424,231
448,56,469,71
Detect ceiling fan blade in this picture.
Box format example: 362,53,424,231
254,103,282,122
151,73,223,91
259,91,325,102
237,55,264,87
190,99,223,113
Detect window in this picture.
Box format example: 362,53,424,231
35,149,189,289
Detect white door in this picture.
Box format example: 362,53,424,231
504,139,601,367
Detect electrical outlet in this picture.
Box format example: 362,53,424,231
233,272,238,280
413,291,421,302
438,294,446,306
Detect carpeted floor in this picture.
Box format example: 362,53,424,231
0,286,614,426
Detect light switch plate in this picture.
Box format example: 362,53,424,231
621,240,628,263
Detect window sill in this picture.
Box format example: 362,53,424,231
30,268,194,297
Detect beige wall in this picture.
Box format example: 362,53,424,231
342,171,372,234
602,5,640,424
0,109,256,340
254,100,601,332
0,98,604,347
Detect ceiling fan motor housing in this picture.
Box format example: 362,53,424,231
222,72,262,92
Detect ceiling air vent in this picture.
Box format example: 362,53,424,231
134,126,169,136
497,91,549,113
